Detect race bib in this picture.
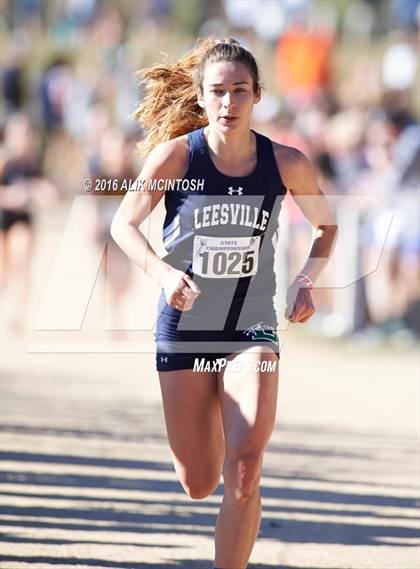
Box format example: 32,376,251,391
192,235,260,278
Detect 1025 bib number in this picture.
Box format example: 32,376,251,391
192,235,260,278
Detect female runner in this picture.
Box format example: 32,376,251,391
111,37,338,569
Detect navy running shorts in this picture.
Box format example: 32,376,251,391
155,291,280,372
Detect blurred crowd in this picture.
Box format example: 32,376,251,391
1,0,419,348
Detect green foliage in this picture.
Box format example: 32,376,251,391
170,0,206,36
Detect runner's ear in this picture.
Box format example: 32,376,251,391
197,89,205,109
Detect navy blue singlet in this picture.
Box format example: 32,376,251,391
156,126,287,336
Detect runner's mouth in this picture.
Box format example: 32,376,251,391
220,116,239,123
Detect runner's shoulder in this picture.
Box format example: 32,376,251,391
270,141,312,186
147,134,190,177
150,135,189,164
271,141,308,168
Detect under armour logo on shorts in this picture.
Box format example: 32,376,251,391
160,356,168,363
227,186,243,195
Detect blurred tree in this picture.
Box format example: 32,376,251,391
170,0,207,36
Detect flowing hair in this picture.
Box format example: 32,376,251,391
133,37,261,156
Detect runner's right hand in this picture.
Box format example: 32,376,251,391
160,267,201,311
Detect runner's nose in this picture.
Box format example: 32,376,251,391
222,92,236,110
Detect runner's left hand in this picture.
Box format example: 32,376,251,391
285,279,315,323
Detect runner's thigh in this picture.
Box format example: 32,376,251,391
158,369,225,480
217,346,279,457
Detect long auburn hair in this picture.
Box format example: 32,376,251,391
133,37,261,156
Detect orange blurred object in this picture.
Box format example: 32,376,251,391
276,26,335,97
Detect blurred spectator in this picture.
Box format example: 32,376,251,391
275,19,335,106
0,114,58,336
1,35,29,114
87,126,139,336
350,110,419,342
40,56,74,131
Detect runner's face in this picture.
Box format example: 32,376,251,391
198,61,260,132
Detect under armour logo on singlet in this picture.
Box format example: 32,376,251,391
227,186,243,195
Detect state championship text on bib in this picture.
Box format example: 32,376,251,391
192,235,261,278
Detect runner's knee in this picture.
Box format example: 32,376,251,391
181,472,221,500
223,453,263,504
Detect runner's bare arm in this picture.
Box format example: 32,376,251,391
110,137,189,284
274,144,339,283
